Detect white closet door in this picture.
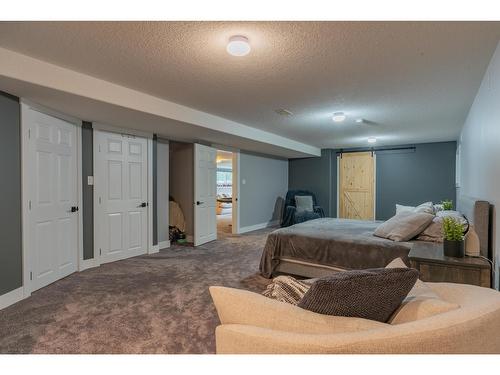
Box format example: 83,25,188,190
194,143,217,246
26,109,79,292
95,130,148,264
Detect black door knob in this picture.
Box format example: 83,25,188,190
71,206,79,212
196,201,204,205
139,202,148,208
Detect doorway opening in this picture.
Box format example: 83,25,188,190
216,150,233,236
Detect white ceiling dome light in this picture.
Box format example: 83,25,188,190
226,35,251,57
332,112,346,122
367,137,377,144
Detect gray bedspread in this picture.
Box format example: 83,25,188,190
259,218,414,278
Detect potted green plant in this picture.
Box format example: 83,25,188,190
441,199,453,210
442,216,465,257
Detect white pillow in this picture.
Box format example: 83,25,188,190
395,202,434,215
436,210,468,230
433,204,444,213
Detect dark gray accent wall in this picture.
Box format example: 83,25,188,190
288,149,335,217
0,92,22,295
375,142,457,220
289,142,456,221
82,122,94,260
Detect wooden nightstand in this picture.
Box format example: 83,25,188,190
409,244,491,288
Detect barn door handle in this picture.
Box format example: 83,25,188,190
139,202,148,208
196,201,204,205
70,206,79,213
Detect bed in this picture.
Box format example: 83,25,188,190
259,200,492,279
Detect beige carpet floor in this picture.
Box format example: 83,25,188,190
0,227,275,354
217,214,232,235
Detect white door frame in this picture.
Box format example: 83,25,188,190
20,100,83,298
212,144,241,235
92,123,155,267
231,151,241,234
194,143,217,246
336,152,377,220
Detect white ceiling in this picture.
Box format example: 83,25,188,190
0,21,499,150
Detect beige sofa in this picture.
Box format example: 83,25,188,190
210,282,500,354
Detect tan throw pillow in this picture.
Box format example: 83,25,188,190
417,216,444,242
262,275,311,305
385,257,459,324
374,211,435,242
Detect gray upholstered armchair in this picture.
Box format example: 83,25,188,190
281,190,325,227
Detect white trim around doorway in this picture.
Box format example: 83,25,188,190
336,151,377,220
20,100,84,299
92,124,154,264
231,151,241,235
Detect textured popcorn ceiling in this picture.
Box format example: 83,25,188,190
0,21,499,148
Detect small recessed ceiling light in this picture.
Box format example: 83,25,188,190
226,35,251,57
332,112,346,122
355,118,364,124
367,137,377,144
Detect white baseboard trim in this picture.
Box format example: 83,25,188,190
0,286,25,310
239,220,280,234
158,240,170,250
149,244,160,254
78,258,99,272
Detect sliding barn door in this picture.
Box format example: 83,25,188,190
194,143,217,246
339,151,375,220
94,130,148,264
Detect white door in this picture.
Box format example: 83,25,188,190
194,143,217,246
25,108,79,292
94,130,148,264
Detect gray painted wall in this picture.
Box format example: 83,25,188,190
289,149,335,217
82,122,94,260
239,152,288,228
0,92,22,296
289,142,456,221
458,41,500,289
156,140,169,243
169,142,194,237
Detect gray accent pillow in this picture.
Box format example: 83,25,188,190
298,268,419,322
295,195,313,213
374,211,435,242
